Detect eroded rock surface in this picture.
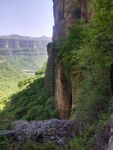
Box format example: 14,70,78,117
0,119,75,145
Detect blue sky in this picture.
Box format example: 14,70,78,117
0,0,54,37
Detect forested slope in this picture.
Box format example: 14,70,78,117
0,68,57,130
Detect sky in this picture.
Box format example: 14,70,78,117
0,0,54,37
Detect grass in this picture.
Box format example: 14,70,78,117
0,69,58,130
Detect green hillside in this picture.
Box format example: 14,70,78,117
0,69,57,130
0,34,49,97
0,57,26,97
0,55,47,99
5,55,47,72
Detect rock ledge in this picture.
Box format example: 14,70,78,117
0,119,75,145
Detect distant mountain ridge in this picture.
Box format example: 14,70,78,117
0,34,51,74
0,34,51,57
0,34,51,51
0,34,51,40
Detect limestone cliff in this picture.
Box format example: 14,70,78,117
0,35,51,56
45,0,91,118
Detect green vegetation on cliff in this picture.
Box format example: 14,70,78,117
56,0,113,149
0,0,113,149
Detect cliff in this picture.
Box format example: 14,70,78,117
45,0,113,149
0,35,51,75
45,0,91,118
0,0,113,149
0,35,51,56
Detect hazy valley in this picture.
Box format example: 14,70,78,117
0,34,51,96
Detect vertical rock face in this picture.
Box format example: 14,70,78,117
53,0,80,119
52,0,66,41
53,0,78,40
45,0,91,119
53,0,91,40
56,63,72,119
45,43,54,95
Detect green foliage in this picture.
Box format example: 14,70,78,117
0,58,26,96
0,51,47,96
0,139,59,150
18,76,38,88
0,70,57,130
0,0,113,149
57,0,113,115
4,54,47,71
56,0,113,149
18,65,46,89
35,64,46,76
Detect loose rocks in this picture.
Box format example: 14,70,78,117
0,119,75,145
